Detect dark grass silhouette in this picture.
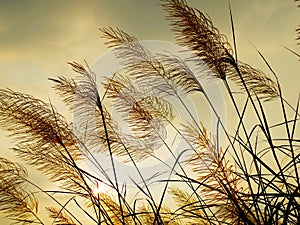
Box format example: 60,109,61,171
0,0,299,224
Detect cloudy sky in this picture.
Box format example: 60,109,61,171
0,0,299,223
0,0,298,98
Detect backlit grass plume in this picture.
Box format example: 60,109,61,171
161,0,279,101
0,158,40,224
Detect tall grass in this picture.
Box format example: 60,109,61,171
0,0,299,224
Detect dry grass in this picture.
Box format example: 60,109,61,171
0,0,299,224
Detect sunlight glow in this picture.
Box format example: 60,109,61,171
91,181,105,198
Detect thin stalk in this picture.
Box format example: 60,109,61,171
95,93,125,224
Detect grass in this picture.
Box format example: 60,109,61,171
0,0,299,224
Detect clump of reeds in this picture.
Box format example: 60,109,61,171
0,0,299,224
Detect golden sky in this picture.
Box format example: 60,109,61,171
0,0,299,223
0,0,298,98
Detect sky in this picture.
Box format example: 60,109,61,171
0,0,299,97
0,0,299,223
